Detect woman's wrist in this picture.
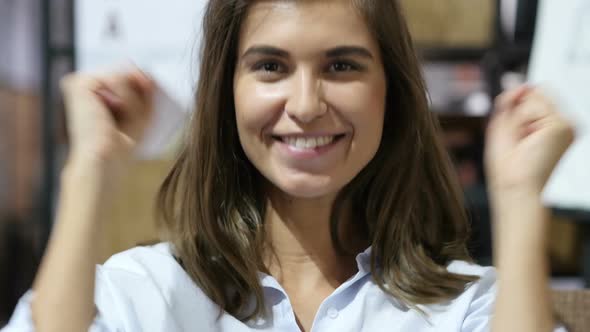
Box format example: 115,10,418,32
63,152,129,181
488,178,543,199
489,184,545,216
61,156,128,200
490,186,551,261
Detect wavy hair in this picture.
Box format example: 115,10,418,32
157,0,477,320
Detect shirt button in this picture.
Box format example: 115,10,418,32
327,307,339,319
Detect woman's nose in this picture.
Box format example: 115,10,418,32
284,71,327,124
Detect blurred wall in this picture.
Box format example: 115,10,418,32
0,0,43,218
0,0,41,90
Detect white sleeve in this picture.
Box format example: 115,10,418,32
460,267,568,332
1,268,123,332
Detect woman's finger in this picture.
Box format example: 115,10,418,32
494,85,532,113
511,99,549,128
100,72,152,121
127,69,155,97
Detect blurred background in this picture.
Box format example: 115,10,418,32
1,0,589,326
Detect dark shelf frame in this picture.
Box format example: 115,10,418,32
39,0,76,250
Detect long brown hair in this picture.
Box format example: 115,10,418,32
157,0,477,320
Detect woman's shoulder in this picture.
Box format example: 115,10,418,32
394,261,497,329
447,260,496,294
97,242,199,293
3,243,217,332
445,260,497,308
447,260,496,279
96,242,208,305
100,242,177,273
94,243,223,329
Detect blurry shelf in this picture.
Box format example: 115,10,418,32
553,208,590,223
49,45,74,57
418,47,490,62
493,43,533,66
435,112,487,131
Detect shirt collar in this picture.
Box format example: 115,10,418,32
355,246,372,274
243,247,374,324
258,246,373,291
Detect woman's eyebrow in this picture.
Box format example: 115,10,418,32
325,46,374,59
239,45,375,60
241,45,289,59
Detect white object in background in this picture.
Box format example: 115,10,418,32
464,91,491,116
74,0,208,158
528,0,590,211
0,0,41,90
135,80,187,159
500,0,519,41
500,71,527,91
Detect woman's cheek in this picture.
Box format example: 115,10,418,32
237,82,287,130
331,84,385,125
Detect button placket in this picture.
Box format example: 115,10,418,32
255,317,266,326
326,307,339,319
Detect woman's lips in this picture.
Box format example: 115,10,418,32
271,133,347,160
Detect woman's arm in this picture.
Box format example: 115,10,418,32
30,70,154,332
486,86,574,332
490,189,553,332
31,162,112,332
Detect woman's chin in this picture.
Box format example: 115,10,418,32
284,188,334,199
261,166,352,200
272,179,341,200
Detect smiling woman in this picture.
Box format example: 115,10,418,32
159,0,477,327
1,1,574,332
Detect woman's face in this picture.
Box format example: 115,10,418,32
234,0,387,199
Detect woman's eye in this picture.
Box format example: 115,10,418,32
329,62,358,72
253,61,283,73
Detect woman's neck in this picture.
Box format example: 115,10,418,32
263,190,366,290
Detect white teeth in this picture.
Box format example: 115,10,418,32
283,136,336,149
296,137,306,148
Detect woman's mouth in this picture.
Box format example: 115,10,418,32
272,134,346,150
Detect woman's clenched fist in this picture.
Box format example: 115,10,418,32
60,69,154,171
485,85,575,194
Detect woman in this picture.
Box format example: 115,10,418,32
3,1,573,331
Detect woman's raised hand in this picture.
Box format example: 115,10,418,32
60,68,155,172
485,86,575,195
487,86,575,332
30,69,155,331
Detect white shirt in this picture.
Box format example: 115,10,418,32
2,243,565,332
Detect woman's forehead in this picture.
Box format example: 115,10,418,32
238,0,377,54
